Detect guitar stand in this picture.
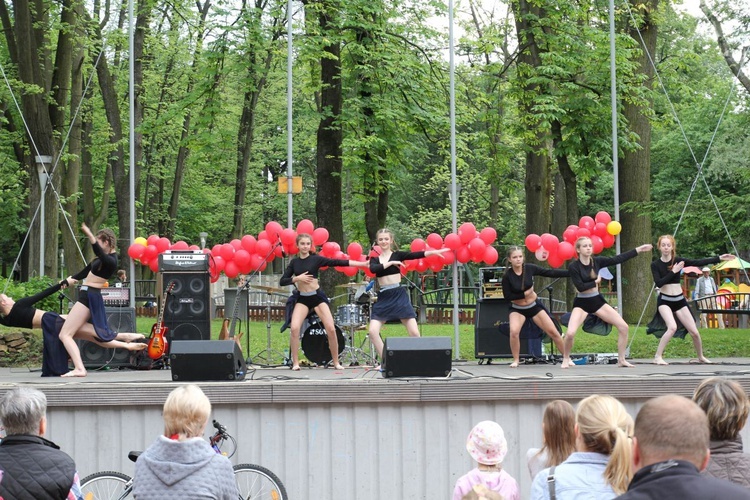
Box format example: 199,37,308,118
249,291,286,367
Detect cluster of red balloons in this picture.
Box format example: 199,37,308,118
128,220,501,282
524,212,623,268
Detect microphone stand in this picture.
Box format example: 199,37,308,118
540,277,563,362
400,270,426,336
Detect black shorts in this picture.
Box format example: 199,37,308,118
573,294,607,314
657,294,689,314
510,302,545,319
296,290,328,310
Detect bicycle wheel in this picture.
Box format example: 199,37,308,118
233,463,287,500
80,470,133,500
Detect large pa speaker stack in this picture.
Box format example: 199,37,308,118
170,340,247,381
382,337,452,378
474,298,542,360
78,306,137,369
159,251,211,341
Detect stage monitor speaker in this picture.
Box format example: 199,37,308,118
162,272,211,341
474,299,541,359
170,340,247,381
382,337,452,378
77,306,137,369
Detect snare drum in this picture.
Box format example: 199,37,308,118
336,304,364,327
301,321,345,365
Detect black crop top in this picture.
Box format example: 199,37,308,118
651,255,720,288
279,255,351,286
70,241,118,281
369,251,426,278
0,282,63,329
568,249,639,292
501,264,569,301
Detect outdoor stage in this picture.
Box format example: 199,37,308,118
3,357,750,499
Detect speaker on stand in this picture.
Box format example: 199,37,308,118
159,252,212,341
77,307,137,369
474,298,542,363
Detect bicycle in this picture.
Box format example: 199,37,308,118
80,420,287,500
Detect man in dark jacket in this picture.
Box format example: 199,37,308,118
0,387,82,500
617,394,750,499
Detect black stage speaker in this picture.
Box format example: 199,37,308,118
475,299,540,359
162,272,211,341
170,340,247,381
78,306,137,369
382,337,452,378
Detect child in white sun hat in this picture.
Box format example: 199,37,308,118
452,420,520,500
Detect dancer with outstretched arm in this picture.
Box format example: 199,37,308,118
563,237,652,368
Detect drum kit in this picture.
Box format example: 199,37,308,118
332,282,378,366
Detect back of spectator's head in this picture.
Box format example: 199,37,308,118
0,387,47,435
634,394,709,469
693,377,749,441
462,484,504,500
576,395,633,494
542,400,576,467
163,384,211,439
466,420,507,466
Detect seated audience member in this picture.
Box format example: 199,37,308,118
692,378,750,488
0,387,83,500
531,395,633,499
618,394,750,499
453,420,520,500
527,400,576,480
132,385,239,500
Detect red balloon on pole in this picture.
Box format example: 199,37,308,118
426,233,443,249
280,228,297,246
483,246,499,265
456,245,471,263
602,233,615,249
234,249,251,267
557,241,575,260
156,237,171,253
593,222,608,238
224,261,239,279
540,233,559,254
296,219,315,236
479,227,497,245
468,238,487,259
579,216,595,231
411,238,426,252
213,255,226,272
525,234,543,252
265,221,283,241
128,244,146,260
172,240,189,250
591,235,604,254
575,228,591,239
255,239,271,257
444,233,462,251
147,234,160,246
312,227,329,246
547,253,564,268
241,235,256,254
595,211,612,224
459,223,478,244
563,227,578,244
347,242,363,259
149,259,160,273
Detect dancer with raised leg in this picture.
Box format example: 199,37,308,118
563,237,652,368
501,246,568,367
58,223,120,377
650,234,733,365
367,228,450,361
279,233,368,371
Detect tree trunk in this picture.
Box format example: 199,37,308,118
620,0,657,322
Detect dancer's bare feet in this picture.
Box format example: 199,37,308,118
698,356,713,364
62,369,87,377
509,361,519,368
333,364,345,370
561,358,572,369
119,333,145,342
291,364,300,371
653,357,669,366
618,360,635,368
125,343,147,351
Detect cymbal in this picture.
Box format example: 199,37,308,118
336,282,363,289
250,285,285,293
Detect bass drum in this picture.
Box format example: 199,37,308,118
302,320,345,365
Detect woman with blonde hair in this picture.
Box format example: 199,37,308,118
526,400,576,480
133,385,238,499
530,395,634,499
650,234,733,365
692,377,750,487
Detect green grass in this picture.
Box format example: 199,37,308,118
135,318,750,362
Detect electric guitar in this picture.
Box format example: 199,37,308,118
219,275,246,347
147,281,175,360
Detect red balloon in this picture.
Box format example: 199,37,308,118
575,228,591,239
483,246,499,265
557,241,575,260
172,240,189,250
224,261,239,279
540,233,559,254
128,244,146,260
343,266,358,277
149,259,160,273
287,243,299,255
265,221,283,241
322,242,338,257
241,235,256,253
579,216,595,231
211,244,222,256
414,259,428,272
347,242,363,259
563,227,578,244
229,239,242,250
591,235,604,254
210,268,220,283
411,238,426,252
258,230,269,241
250,254,264,271
444,233,462,251
312,227,329,246
456,245,472,263
426,233,443,249
144,244,158,260
602,233,615,249
525,234,542,252
296,219,315,236
547,252,564,268
595,211,612,224
280,228,297,246
255,239,272,257
146,234,160,246
458,223,477,244
234,249,251,267
213,255,226,272
442,251,455,265
188,245,200,251
468,238,487,258
479,227,497,245
593,222,608,238
156,237,171,253
274,246,284,258
220,243,235,261
429,261,444,272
